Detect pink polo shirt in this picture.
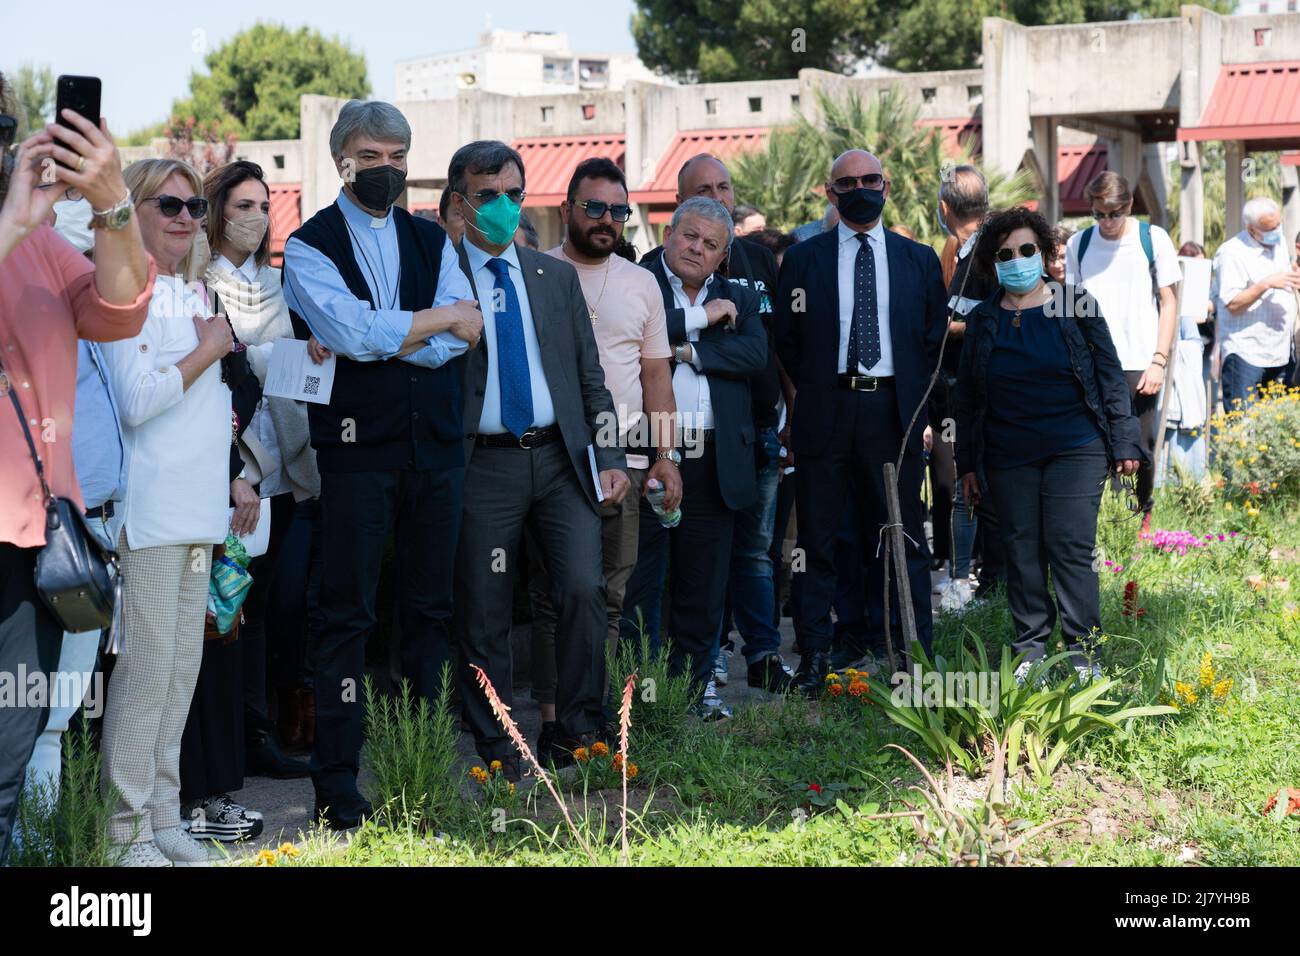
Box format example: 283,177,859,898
0,225,155,548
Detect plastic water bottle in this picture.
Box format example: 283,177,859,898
645,478,682,529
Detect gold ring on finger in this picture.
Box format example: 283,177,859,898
77,156,87,173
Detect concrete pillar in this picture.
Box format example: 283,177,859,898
1141,143,1170,230
1178,140,1205,246
1224,140,1245,238
1030,116,1059,223
981,18,1032,177
1282,162,1300,252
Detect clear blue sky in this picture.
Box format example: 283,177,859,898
0,0,640,135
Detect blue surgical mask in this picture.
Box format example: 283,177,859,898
1257,228,1282,247
995,253,1044,294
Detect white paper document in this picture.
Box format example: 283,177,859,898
1178,256,1213,322
587,444,604,502
263,338,336,404
228,498,272,558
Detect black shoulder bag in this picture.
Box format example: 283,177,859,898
2,359,123,639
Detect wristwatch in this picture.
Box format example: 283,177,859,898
656,449,682,466
90,191,133,231
673,342,691,364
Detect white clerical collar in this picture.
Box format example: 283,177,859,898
338,188,392,230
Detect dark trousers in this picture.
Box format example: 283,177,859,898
1124,370,1160,513
271,497,322,690
179,636,244,802
623,443,736,695
985,438,1109,658
312,466,463,807
794,385,933,656
1220,353,1291,411
770,461,798,629
0,545,61,863
454,442,604,762
927,403,955,563
240,492,298,734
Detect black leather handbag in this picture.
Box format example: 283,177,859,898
3,360,123,639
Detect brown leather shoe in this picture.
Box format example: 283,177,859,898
299,686,316,752
277,686,305,753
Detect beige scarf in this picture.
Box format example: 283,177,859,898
204,261,292,347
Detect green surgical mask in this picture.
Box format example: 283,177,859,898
461,192,521,246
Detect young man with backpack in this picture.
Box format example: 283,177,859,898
1065,171,1181,519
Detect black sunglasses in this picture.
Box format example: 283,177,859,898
1092,209,1127,221
469,187,526,204
0,114,16,150
146,195,208,219
576,199,632,223
832,173,886,192
995,243,1039,262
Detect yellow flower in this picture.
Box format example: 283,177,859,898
1212,677,1232,702
489,759,503,774
469,765,489,784
278,842,300,858
590,741,609,757
255,849,277,867
507,782,516,795
1174,681,1199,706
1224,502,1234,511
844,668,858,677
1198,652,1215,690
1247,506,1260,518
825,672,840,682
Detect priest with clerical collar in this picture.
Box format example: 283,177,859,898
282,100,484,832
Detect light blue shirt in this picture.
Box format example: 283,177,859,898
283,189,472,369
463,241,556,434
72,340,126,510
836,220,893,376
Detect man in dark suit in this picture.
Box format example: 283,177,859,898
623,197,767,712
447,141,629,775
775,149,946,694
631,155,791,700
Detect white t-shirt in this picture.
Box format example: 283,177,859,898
1066,220,1181,372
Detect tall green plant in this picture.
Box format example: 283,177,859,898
732,88,1038,238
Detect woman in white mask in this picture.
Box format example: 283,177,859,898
202,161,322,795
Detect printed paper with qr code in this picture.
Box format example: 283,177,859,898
263,338,336,405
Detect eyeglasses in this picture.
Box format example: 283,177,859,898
146,195,208,219
995,243,1039,262
469,187,526,204
1091,209,1127,221
0,114,16,149
831,173,886,192
576,199,632,223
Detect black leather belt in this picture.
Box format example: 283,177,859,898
680,427,716,445
474,425,560,450
838,374,894,392
85,501,115,520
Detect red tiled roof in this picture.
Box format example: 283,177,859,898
268,183,301,266
1058,145,1109,215
917,117,983,157
1177,61,1300,145
631,128,769,204
511,134,626,207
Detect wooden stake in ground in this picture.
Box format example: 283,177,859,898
882,462,918,674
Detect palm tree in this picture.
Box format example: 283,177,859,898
732,88,1038,242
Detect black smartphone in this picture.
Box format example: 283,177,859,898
54,75,101,168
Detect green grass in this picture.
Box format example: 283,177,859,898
257,486,1300,867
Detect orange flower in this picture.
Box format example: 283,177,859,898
827,682,844,697
847,679,869,698
489,759,503,774
1263,788,1300,817
469,765,489,784
590,741,609,757
573,746,590,763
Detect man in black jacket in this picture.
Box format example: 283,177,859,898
635,155,792,698
624,197,767,712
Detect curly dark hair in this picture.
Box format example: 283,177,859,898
973,206,1057,281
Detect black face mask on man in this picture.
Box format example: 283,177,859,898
350,164,407,211
835,186,886,226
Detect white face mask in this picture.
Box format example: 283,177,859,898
53,198,95,253
224,212,269,256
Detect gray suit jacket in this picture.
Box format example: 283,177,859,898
456,242,626,510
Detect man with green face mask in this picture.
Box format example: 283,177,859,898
447,140,630,777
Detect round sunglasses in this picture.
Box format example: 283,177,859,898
995,242,1039,262
576,199,632,223
145,195,209,219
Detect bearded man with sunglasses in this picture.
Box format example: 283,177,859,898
523,157,678,760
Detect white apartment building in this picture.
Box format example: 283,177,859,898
395,28,666,101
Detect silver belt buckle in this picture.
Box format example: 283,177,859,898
853,375,877,392
518,428,540,449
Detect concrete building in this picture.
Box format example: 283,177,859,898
124,7,1300,260
395,29,664,102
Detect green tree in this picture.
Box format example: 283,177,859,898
170,23,369,140
11,64,55,139
1165,144,1283,257
631,0,880,82
732,88,1038,239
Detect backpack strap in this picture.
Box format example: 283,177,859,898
1138,220,1158,303
1078,225,1096,263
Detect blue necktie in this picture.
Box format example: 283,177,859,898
847,232,881,373
486,257,534,438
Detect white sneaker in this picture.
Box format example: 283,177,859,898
938,579,973,612
694,680,733,721
116,840,172,867
154,825,213,866
931,571,952,595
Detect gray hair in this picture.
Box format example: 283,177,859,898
939,164,988,220
670,196,732,239
329,100,411,159
1243,196,1281,227
447,140,526,198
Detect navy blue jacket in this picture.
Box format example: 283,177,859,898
954,284,1147,490
774,227,946,457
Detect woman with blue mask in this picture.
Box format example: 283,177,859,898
953,207,1144,684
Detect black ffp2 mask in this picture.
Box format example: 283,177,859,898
835,186,886,226
351,164,407,211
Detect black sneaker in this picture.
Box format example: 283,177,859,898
747,652,794,693
537,721,558,765
183,794,264,843
548,731,596,770
314,797,373,831
828,638,871,673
